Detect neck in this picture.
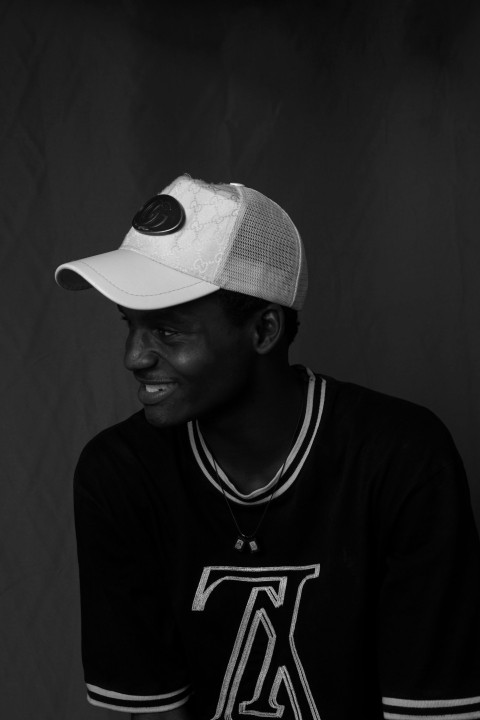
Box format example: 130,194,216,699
198,363,306,494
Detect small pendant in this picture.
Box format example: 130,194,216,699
248,538,260,554
234,536,246,552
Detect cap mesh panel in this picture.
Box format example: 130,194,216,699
215,187,307,309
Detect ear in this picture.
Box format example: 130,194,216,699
251,304,284,355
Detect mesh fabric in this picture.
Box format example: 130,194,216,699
215,186,307,309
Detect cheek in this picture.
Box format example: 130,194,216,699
166,344,217,379
173,343,250,390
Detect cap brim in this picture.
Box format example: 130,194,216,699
55,248,220,310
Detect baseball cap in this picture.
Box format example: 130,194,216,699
55,174,308,310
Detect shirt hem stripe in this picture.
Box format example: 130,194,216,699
383,697,480,709
384,713,480,720
86,682,190,701
87,695,190,713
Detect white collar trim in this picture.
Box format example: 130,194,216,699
187,369,326,506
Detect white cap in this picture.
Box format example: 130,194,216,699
55,174,308,310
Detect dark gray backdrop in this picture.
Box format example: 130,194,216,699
2,0,480,717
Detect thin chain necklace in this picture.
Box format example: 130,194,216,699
206,389,305,554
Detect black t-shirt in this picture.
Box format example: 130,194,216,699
74,370,480,719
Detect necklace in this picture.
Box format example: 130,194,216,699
208,390,306,554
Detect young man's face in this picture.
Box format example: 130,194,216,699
119,295,256,427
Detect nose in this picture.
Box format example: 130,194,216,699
124,328,158,371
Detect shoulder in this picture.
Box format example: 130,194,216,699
78,410,155,461
319,373,461,478
321,372,449,433
316,374,474,545
74,411,184,494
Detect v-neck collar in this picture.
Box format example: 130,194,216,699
187,368,326,505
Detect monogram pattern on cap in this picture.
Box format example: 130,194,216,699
122,181,240,282
132,194,186,235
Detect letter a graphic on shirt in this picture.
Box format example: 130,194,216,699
192,565,321,720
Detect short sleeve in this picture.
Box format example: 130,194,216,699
377,454,480,719
74,432,191,714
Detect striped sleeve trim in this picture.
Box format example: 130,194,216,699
383,696,480,719
86,683,191,713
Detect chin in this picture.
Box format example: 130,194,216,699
143,407,174,428
142,405,191,429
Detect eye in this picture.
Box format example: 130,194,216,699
154,327,177,339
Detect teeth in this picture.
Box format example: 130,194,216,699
145,384,164,393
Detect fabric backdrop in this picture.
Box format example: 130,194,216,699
2,0,480,717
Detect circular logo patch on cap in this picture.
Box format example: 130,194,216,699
132,195,186,235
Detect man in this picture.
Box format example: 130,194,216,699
56,175,480,720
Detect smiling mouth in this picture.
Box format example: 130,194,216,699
145,384,172,393
138,381,178,405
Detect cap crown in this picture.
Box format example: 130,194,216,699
121,175,307,309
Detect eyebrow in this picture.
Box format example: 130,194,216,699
117,305,196,327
